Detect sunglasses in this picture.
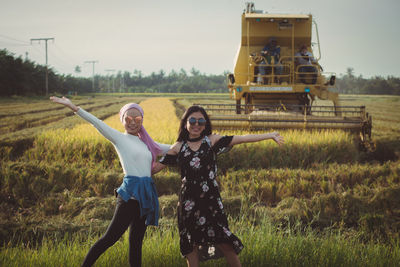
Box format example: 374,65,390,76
125,115,142,124
188,117,206,126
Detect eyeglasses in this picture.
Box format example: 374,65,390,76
188,117,206,126
125,115,142,125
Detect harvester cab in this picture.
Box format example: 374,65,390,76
199,2,373,150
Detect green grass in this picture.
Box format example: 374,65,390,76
1,219,399,267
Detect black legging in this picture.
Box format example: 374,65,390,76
82,196,147,267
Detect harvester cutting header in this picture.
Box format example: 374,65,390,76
199,2,373,149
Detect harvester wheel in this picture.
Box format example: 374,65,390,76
236,99,241,114
244,94,253,114
298,94,312,114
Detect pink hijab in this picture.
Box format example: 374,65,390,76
119,103,162,169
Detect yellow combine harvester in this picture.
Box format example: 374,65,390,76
199,2,372,149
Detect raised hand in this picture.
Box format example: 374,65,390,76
270,132,284,146
50,96,79,112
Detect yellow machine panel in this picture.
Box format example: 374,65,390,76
229,3,338,108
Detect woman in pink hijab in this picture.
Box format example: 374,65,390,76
50,96,170,267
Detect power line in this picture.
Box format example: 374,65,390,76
48,45,77,73
0,34,29,44
51,44,88,76
27,44,45,61
52,44,78,66
31,37,55,95
0,35,30,50
0,41,30,47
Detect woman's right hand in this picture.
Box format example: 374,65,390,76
269,132,284,146
50,96,79,112
152,162,166,175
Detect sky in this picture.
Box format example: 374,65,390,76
1,0,399,78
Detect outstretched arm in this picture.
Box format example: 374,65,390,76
230,132,284,146
50,96,120,143
152,142,181,175
50,96,79,112
156,142,172,156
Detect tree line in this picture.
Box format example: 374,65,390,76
1,49,399,96
336,67,400,95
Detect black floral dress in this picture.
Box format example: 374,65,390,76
160,135,244,261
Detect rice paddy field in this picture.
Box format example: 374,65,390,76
1,93,400,266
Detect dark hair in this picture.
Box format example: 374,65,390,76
177,105,212,142
300,44,307,51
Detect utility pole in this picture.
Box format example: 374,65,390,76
30,37,54,95
105,69,116,93
85,60,98,91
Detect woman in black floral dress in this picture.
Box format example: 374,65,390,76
154,106,284,267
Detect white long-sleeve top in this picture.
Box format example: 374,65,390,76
76,108,170,177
